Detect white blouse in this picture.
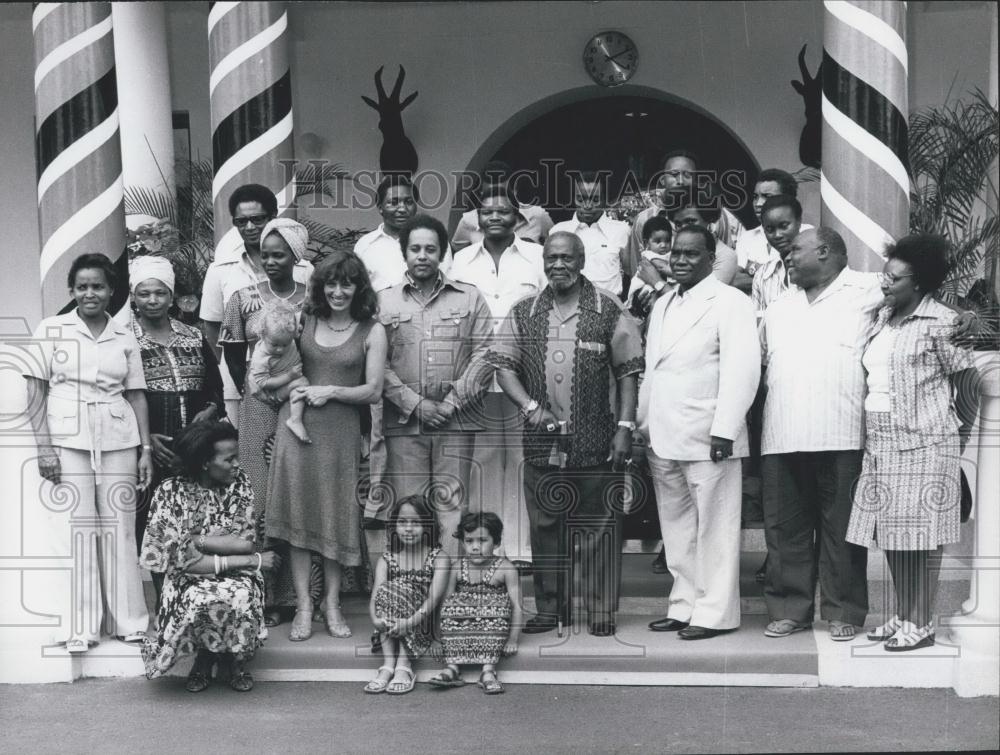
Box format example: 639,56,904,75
863,325,897,413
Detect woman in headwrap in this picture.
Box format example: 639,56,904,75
218,219,310,626
123,255,226,562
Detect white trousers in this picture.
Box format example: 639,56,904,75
647,451,742,630
56,447,150,642
468,393,532,561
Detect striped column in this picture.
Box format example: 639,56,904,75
208,2,294,258
821,0,909,271
33,2,127,315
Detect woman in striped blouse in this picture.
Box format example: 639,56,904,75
846,234,981,651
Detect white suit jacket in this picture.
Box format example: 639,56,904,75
638,275,761,461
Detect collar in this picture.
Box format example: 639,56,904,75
402,271,461,298
675,273,716,301
130,313,196,341
61,309,128,342
572,212,613,234
530,276,602,319
468,238,532,262
873,294,942,330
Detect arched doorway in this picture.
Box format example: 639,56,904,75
455,85,760,229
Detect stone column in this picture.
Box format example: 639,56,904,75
208,1,294,260
820,0,909,271
952,353,1000,697
111,2,176,230
33,1,127,314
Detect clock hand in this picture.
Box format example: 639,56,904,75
604,49,631,63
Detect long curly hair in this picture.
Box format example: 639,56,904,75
304,250,378,321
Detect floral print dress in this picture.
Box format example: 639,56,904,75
140,469,265,678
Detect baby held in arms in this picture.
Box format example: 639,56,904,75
249,304,311,443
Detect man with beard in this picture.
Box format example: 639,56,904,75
485,231,644,637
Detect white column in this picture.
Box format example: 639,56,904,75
111,1,176,230
952,352,1000,697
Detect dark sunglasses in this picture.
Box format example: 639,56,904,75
233,214,270,228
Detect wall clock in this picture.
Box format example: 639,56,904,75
583,31,638,87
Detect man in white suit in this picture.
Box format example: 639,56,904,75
638,226,760,640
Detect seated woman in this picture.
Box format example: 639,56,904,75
140,421,280,692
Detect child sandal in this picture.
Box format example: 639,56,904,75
477,670,505,695
386,667,415,695
428,667,466,688
364,665,395,694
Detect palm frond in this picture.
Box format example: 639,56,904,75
123,186,178,226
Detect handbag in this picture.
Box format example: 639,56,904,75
960,468,973,523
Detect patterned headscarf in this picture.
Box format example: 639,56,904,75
261,217,309,261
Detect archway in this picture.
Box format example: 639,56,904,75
454,85,761,229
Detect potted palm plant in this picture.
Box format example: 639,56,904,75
908,88,999,350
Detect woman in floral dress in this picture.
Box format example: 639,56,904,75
141,421,280,692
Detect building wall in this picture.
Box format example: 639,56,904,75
0,1,995,324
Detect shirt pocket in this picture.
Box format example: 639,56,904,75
432,308,471,341
46,399,81,439
379,313,416,345
106,401,139,446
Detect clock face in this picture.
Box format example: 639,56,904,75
583,31,638,87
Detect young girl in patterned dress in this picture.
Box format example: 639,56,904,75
429,512,522,694
364,494,450,695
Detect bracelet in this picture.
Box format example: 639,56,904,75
213,554,221,575
255,552,263,572
221,555,229,573
197,534,207,550
141,444,152,451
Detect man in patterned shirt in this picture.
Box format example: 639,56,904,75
485,231,644,637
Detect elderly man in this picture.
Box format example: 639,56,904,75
200,184,314,411
640,226,760,639
486,231,644,637
549,172,630,297
626,150,744,278
451,160,554,252
378,215,494,554
450,186,547,564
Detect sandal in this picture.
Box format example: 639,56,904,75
289,608,313,642
325,607,352,639
763,619,811,638
477,669,505,695
364,665,395,694
829,621,856,642
885,621,935,652
386,667,415,695
428,667,466,688
185,670,210,693
264,609,284,628
866,615,902,642
115,632,146,644
64,639,96,654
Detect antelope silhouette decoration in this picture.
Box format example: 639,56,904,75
791,44,823,169
362,65,419,176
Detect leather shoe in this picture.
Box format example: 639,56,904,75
588,621,616,637
522,616,558,634
678,625,730,640
648,617,689,632
651,548,668,574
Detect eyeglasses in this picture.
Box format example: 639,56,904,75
233,214,270,228
880,272,914,285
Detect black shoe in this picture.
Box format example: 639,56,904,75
651,548,668,574
588,621,616,637
648,617,689,632
523,616,559,634
754,555,768,584
678,625,731,640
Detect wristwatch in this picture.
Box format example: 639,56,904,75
653,280,666,293
520,399,540,419
617,420,637,432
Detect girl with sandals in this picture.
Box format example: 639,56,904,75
365,495,450,695
140,421,281,692
429,512,522,695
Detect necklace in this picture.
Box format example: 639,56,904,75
267,280,296,301
323,318,357,333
